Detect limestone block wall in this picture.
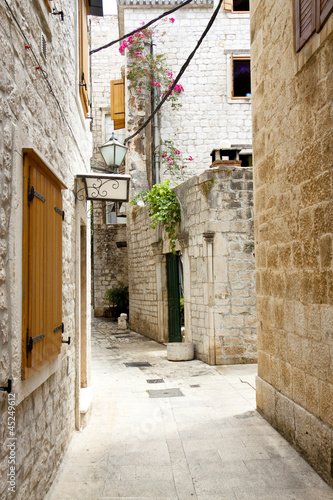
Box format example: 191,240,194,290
176,165,256,365
127,164,256,364
127,205,159,339
119,0,252,180
0,1,91,498
90,16,129,317
93,219,128,316
251,0,333,486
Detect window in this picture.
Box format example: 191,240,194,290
295,0,333,51
223,0,250,12
78,0,89,117
106,202,127,224
22,150,66,379
110,78,125,130
232,57,251,98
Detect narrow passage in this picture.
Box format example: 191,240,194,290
47,318,333,499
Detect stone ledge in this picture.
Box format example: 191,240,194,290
256,376,333,488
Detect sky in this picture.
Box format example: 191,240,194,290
103,0,118,15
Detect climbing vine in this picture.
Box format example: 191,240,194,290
130,180,181,251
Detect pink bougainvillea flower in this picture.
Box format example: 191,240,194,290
188,156,193,161
139,89,142,93
169,18,175,23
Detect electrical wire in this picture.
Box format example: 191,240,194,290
2,0,85,161
124,0,223,144
89,0,193,55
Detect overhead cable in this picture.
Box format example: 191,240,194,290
124,0,223,143
89,0,193,55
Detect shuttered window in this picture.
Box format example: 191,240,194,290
110,78,125,130
223,0,232,10
316,0,333,30
79,0,89,117
296,0,333,51
22,150,66,380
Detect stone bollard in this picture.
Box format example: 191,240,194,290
118,313,127,330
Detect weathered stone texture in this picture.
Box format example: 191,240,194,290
0,1,91,498
127,205,159,339
90,16,129,316
120,2,252,180
128,166,256,364
252,0,333,486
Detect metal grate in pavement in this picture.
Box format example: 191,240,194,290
190,384,200,388
147,388,184,398
124,362,152,367
146,379,164,384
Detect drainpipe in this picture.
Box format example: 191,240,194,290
203,231,216,365
150,41,160,185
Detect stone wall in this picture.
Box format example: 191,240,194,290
128,164,256,365
119,0,252,184
90,15,129,317
93,219,128,316
127,205,160,339
251,0,333,486
0,1,91,498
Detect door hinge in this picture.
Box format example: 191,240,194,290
26,327,45,353
53,323,64,333
28,178,46,204
54,206,65,220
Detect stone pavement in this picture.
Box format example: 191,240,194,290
46,318,333,500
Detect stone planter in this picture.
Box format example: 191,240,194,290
167,342,194,361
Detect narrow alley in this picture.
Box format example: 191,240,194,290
46,318,333,500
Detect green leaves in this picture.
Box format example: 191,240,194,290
130,181,181,251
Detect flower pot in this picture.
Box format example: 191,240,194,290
167,342,194,361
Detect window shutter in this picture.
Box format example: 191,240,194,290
22,151,66,379
223,0,233,11
111,78,125,130
295,0,316,51
316,0,333,31
79,0,89,117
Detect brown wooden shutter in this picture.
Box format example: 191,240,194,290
111,78,125,130
295,0,316,51
79,0,89,117
22,151,66,379
316,0,333,30
223,0,233,11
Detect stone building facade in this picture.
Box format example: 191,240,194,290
118,0,252,191
251,0,333,486
90,15,129,317
0,1,97,497
128,163,256,365
116,0,255,359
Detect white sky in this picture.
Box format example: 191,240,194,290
103,0,118,15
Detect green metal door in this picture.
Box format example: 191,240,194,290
166,253,182,343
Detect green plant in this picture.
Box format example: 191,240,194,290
201,177,215,199
105,284,129,315
130,180,181,251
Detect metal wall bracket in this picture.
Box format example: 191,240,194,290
0,379,12,394
62,337,71,345
52,9,64,21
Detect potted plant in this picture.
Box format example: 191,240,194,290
104,284,129,318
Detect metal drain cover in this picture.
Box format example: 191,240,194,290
148,388,184,398
146,379,164,384
190,384,200,388
124,362,152,367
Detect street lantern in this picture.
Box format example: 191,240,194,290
98,133,128,171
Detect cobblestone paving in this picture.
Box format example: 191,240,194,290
47,317,333,500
